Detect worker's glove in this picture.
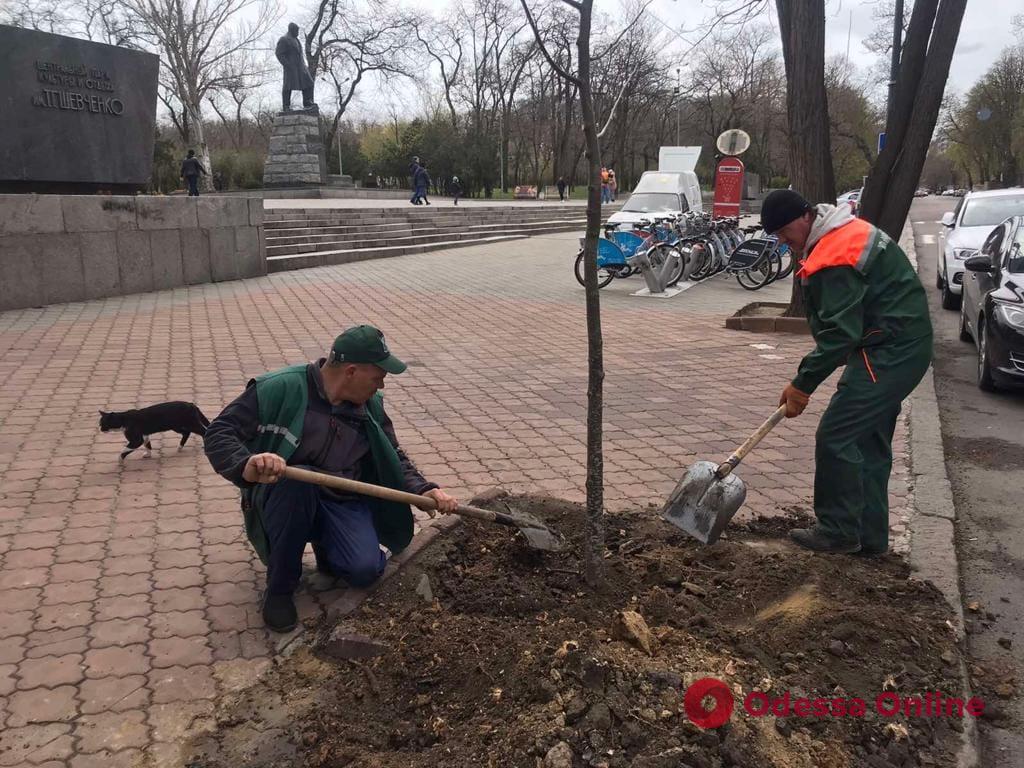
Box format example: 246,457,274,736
778,383,811,418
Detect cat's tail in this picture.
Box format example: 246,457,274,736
195,405,211,436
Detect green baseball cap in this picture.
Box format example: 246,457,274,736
329,325,407,374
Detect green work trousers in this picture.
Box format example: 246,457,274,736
813,335,933,551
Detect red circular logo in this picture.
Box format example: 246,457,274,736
683,678,734,729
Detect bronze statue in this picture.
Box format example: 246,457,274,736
275,22,316,112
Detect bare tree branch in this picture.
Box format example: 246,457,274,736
519,0,581,86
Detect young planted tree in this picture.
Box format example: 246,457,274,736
520,0,605,586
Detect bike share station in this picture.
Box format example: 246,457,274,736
576,130,793,299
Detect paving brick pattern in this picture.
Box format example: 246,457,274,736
0,230,911,765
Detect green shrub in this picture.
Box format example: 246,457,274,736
212,149,265,190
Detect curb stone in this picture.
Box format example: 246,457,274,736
900,220,979,768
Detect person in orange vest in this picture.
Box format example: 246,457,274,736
761,189,933,555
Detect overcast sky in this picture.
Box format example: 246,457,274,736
277,0,1020,118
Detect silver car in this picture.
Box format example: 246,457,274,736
937,188,1024,310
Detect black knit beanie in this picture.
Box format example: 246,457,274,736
760,189,813,234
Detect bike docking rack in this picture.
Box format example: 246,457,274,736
627,247,690,298
572,212,785,299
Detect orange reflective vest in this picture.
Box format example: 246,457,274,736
797,217,878,282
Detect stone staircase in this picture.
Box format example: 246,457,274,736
263,204,604,273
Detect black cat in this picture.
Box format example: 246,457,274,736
99,401,210,460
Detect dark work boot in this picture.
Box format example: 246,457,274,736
789,526,861,554
262,592,298,633
853,546,888,558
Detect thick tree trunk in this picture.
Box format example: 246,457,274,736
187,101,215,193
577,0,605,588
775,0,836,317
860,0,967,238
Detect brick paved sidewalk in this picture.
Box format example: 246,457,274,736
0,230,910,766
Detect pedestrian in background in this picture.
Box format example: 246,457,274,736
414,163,432,206
609,170,618,202
180,150,207,197
557,176,567,201
449,176,463,206
409,156,422,205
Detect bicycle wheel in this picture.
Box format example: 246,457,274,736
689,240,715,281
773,247,795,281
575,250,615,288
735,256,776,290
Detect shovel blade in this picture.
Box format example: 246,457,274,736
518,525,564,552
661,460,747,544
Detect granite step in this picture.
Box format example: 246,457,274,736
266,234,528,273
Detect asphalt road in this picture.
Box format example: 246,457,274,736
910,196,1024,766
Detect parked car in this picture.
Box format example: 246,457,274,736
837,188,861,214
958,215,1024,390
941,188,957,196
937,188,1024,310
914,188,930,197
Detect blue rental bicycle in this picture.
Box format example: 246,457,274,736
574,218,683,288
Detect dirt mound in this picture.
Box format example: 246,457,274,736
186,496,967,768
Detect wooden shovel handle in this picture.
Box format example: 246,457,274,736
715,404,788,479
281,466,501,523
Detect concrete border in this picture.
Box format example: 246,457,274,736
900,220,979,768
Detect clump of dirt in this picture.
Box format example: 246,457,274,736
187,496,968,768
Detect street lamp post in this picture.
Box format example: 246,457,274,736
885,0,904,135
675,67,681,145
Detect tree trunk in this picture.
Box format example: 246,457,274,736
188,101,215,193
775,0,836,317
577,0,605,588
860,0,967,238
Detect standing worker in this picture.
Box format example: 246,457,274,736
180,149,207,197
762,189,933,556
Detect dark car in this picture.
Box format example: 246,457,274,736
959,215,1024,391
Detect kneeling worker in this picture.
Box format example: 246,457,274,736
204,325,458,631
762,190,933,555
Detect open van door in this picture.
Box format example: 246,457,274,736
658,146,702,173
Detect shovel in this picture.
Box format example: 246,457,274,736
281,466,563,551
662,404,788,544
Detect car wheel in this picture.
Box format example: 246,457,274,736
941,275,961,311
958,303,973,342
977,321,997,392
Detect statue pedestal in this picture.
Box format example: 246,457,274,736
263,111,327,187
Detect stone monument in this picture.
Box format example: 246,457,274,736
262,22,327,187
0,24,160,193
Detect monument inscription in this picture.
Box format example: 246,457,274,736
0,25,159,192
32,60,125,115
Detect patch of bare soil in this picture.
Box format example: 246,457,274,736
734,302,789,317
187,496,967,768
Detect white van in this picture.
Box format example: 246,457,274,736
607,146,703,228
